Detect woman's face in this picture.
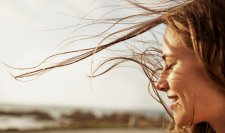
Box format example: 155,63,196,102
156,27,220,126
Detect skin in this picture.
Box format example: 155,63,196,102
155,27,225,132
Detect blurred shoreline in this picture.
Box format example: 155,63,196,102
1,128,165,133
0,104,169,132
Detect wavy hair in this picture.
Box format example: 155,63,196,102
13,0,225,132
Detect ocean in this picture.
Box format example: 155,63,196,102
0,104,168,132
1,128,165,133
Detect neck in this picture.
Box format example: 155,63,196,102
209,97,225,133
211,118,225,133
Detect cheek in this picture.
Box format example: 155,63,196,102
167,62,209,126
169,78,196,126
173,94,195,126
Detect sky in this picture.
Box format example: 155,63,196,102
0,0,166,111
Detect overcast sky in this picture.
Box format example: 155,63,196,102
0,0,166,111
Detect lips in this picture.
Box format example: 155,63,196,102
167,95,179,110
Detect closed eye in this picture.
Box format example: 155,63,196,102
165,64,175,71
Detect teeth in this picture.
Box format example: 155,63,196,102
170,99,175,103
170,98,178,103
171,99,176,102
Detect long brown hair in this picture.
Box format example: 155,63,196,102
12,0,225,132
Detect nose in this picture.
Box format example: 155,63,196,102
155,73,169,91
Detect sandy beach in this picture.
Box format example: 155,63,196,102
1,128,165,133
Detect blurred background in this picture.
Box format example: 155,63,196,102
0,0,168,132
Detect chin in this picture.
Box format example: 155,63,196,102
173,109,194,127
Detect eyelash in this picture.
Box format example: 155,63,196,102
165,63,175,71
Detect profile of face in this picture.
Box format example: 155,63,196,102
156,27,224,127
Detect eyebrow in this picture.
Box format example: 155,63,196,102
162,54,175,61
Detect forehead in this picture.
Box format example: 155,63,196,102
162,27,186,56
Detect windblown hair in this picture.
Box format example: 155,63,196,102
13,0,225,132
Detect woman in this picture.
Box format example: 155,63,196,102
14,0,225,132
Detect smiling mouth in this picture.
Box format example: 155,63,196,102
167,95,180,110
